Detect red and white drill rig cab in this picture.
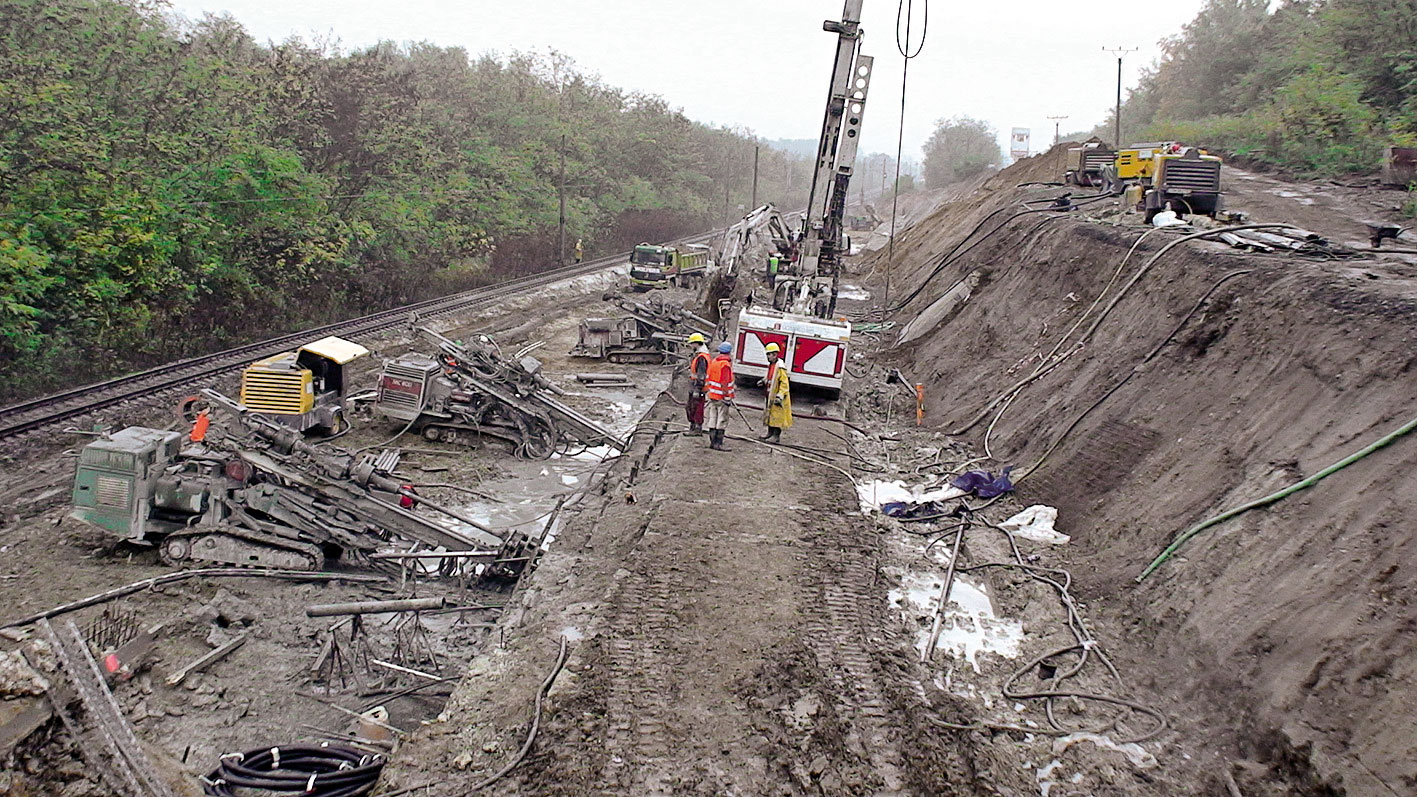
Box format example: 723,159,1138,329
729,0,870,399
733,307,851,397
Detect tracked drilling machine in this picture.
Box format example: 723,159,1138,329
571,293,716,363
374,327,626,458
70,390,520,572
731,0,871,397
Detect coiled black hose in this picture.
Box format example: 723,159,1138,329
202,744,384,796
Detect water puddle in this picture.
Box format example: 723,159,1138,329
837,283,871,302
1274,189,1316,205
889,570,1024,673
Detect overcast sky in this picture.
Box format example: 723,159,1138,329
163,0,1208,163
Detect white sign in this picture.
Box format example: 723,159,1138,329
1010,127,1031,160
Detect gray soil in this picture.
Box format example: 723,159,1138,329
6,144,1415,797
852,144,1417,795
0,267,680,795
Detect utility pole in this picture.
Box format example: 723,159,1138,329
751,145,760,210
557,133,567,266
1047,115,1068,146
1102,47,1138,148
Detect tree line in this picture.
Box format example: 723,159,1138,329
0,0,812,401
1102,0,1416,178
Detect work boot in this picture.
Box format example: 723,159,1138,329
689,422,703,436
767,428,781,444
708,430,721,450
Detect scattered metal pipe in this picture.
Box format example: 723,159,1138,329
370,658,443,682
574,373,630,382
2,569,384,629
305,597,446,617
166,633,249,687
369,551,498,561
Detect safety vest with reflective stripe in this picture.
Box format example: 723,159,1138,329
689,350,710,386
706,354,735,401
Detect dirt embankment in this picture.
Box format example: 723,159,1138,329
863,145,1417,795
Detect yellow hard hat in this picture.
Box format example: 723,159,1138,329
687,333,706,344
765,343,781,353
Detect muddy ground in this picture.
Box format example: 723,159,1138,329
0,266,679,795
852,144,1417,795
5,145,1415,796
386,148,1417,797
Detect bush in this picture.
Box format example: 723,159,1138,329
1143,73,1383,177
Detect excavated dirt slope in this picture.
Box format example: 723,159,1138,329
859,145,1417,795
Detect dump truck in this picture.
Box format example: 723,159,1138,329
374,327,626,458
239,336,369,434
70,390,517,572
627,243,711,291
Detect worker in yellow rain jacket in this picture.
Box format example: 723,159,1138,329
761,342,792,444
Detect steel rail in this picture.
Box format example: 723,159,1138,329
0,232,716,439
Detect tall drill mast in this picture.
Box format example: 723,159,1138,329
792,0,873,317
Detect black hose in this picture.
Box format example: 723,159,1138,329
889,201,1097,313
202,744,384,796
1017,267,1259,483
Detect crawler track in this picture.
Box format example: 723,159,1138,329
0,234,713,440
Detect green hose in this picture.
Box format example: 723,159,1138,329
1137,411,1417,582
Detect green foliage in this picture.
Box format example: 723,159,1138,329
922,117,1001,187
0,0,813,401
1113,0,1416,177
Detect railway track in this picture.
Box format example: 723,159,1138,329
0,233,715,440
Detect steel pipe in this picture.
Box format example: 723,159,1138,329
305,597,445,617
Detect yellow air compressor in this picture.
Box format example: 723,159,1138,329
239,336,369,434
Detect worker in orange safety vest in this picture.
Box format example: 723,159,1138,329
704,341,735,451
685,333,711,434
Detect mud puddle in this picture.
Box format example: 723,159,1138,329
451,370,672,540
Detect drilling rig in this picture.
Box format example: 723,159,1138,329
731,0,871,397
571,293,716,363
374,327,626,458
70,390,515,572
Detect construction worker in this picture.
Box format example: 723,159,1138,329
767,252,780,288
761,343,792,443
574,238,584,264
704,341,735,451
685,332,710,434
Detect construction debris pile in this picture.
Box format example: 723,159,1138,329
570,293,715,363
376,327,626,457
72,389,514,573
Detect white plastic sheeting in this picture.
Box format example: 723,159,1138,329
999,505,1070,545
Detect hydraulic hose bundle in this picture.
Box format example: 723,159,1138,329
886,191,1111,314
202,744,384,796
